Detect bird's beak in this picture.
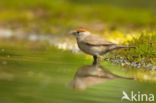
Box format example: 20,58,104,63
69,31,76,35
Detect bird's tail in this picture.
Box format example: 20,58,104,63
116,45,136,49
102,45,136,54
109,45,136,51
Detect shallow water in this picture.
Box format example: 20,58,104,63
0,42,156,103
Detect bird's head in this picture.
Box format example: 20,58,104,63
70,28,90,40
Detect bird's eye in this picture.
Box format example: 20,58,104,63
77,31,80,34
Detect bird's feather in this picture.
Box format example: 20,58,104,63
83,35,116,46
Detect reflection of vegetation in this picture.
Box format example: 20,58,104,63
0,0,155,34
0,40,156,103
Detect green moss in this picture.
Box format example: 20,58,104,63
111,32,156,65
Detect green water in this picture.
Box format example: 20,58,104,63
0,42,156,103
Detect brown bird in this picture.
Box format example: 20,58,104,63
70,64,134,90
70,28,135,64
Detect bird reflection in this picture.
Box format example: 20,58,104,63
70,64,133,90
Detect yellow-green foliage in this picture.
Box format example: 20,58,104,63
0,0,155,33
114,32,156,64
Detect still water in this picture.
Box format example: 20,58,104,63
0,42,156,103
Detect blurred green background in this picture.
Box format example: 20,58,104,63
0,0,156,103
0,0,156,34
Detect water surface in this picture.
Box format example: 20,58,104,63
0,42,155,103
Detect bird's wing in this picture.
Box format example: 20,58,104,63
83,35,116,46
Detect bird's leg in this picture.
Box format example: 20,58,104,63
97,56,101,64
93,55,97,65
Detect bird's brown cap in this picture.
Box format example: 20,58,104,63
75,28,88,32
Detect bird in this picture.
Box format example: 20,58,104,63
70,64,133,90
70,28,136,65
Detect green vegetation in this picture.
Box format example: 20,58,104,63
126,32,156,63
108,32,156,65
